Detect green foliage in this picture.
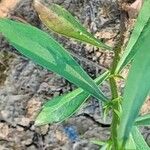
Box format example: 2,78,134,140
115,0,150,73
118,18,150,143
124,134,136,150
0,1,150,149
132,127,150,150
0,18,108,102
34,0,111,50
35,71,109,125
135,114,150,126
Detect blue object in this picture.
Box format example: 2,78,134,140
64,125,79,142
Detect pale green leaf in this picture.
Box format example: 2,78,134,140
125,134,136,150
0,19,108,102
118,19,150,143
115,0,150,73
135,114,150,126
100,144,109,150
132,127,150,150
34,0,111,50
35,71,109,125
91,139,106,146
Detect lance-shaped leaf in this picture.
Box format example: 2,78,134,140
118,21,150,144
135,114,150,126
34,0,111,50
115,0,150,73
35,71,109,126
132,127,150,150
0,19,108,102
124,134,136,150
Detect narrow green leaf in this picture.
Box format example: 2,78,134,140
91,140,106,146
34,0,111,50
35,71,109,125
125,134,136,150
115,0,150,73
135,114,150,126
0,18,108,102
100,144,109,150
118,21,150,143
132,127,150,150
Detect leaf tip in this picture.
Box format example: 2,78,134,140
34,116,45,126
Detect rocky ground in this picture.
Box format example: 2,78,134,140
0,0,150,149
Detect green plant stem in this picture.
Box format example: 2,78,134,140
108,6,126,149
109,55,120,150
109,33,123,149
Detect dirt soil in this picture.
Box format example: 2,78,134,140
0,0,150,150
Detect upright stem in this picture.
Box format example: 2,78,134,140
109,7,126,149
109,46,120,150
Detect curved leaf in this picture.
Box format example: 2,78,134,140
135,114,150,126
118,20,150,143
132,127,150,150
115,0,150,73
34,0,111,50
0,19,108,102
35,71,109,125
